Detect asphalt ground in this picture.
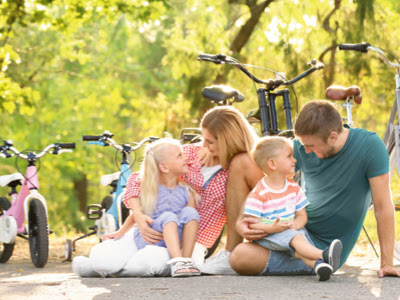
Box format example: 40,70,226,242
1,256,400,300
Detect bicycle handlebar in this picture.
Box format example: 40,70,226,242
82,135,103,141
339,43,400,68
198,53,324,90
0,140,76,160
83,131,159,153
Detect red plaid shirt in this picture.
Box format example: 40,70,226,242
123,144,228,248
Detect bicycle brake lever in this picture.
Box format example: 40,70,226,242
0,151,12,158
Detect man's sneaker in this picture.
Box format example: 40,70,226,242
198,249,237,275
315,259,333,281
322,239,342,273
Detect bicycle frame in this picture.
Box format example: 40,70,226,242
4,166,47,236
97,149,131,231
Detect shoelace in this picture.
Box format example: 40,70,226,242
207,250,229,263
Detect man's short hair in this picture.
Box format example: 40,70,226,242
294,100,343,141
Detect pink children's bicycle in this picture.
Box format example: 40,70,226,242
0,140,75,267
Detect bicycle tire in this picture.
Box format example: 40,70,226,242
387,137,400,262
121,201,130,225
28,198,49,268
101,195,113,211
0,196,11,212
0,242,14,263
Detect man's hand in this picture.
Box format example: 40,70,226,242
136,214,163,244
236,217,268,240
377,265,400,278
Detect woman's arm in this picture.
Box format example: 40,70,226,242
186,189,198,209
130,197,163,244
102,213,135,241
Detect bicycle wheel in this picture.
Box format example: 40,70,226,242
28,198,49,268
0,196,11,212
101,195,113,211
388,141,400,262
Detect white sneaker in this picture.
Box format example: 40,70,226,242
192,242,208,266
198,249,238,275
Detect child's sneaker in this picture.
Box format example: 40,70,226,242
322,239,342,273
315,259,333,281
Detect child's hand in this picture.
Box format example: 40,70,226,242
271,218,291,232
287,220,303,230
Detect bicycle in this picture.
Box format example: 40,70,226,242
64,131,158,261
0,140,75,267
198,53,324,137
338,42,400,262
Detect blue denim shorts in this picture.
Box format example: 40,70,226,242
257,228,315,276
255,228,308,256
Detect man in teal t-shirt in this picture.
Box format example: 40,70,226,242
231,100,400,278
294,127,388,266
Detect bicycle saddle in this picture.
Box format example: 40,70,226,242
101,172,121,186
326,85,362,104
0,173,23,187
202,85,244,104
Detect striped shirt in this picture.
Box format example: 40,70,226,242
244,177,308,224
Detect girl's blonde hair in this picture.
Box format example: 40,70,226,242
200,106,258,169
140,138,181,215
251,136,293,171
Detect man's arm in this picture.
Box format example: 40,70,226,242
369,173,400,277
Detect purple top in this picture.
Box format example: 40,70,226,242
150,184,189,218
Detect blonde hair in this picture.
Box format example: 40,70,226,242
294,100,343,142
251,136,293,171
200,106,258,169
140,138,182,215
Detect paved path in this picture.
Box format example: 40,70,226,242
1,257,399,299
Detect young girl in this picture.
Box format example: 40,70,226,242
133,138,200,277
242,136,342,281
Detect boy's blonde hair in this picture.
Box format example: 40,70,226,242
251,136,293,171
200,106,258,169
140,138,182,215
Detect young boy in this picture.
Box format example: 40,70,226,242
243,136,342,281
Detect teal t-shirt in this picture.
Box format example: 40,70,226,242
294,127,389,266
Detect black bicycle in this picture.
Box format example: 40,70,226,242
197,53,324,137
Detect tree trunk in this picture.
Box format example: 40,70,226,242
74,175,88,213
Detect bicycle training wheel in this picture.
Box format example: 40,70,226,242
28,198,49,268
388,143,400,262
0,197,14,263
